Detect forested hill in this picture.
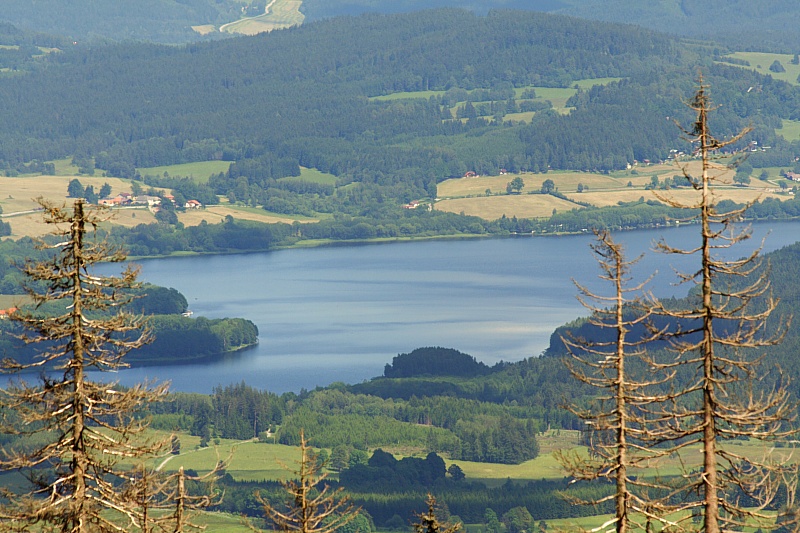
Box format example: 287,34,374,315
544,238,800,400
300,0,800,52
0,0,242,44
2,8,800,219
4,0,799,51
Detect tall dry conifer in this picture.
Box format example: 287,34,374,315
0,199,168,533
256,431,360,533
557,230,673,533
650,79,797,533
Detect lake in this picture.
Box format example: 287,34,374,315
82,221,800,394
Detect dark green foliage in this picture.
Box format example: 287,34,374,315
275,385,544,464
127,284,188,315
134,315,258,363
67,178,84,198
339,450,447,491
770,60,786,73
447,464,465,481
210,382,284,440
0,314,259,366
384,347,492,378
502,506,533,533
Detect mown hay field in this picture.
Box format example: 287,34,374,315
436,194,581,219
0,174,316,239
177,204,317,226
436,161,792,221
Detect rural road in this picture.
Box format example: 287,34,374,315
219,0,278,33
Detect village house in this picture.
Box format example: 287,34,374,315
98,194,132,207
785,171,800,182
185,199,203,209
132,195,162,207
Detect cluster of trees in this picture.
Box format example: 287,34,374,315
132,315,259,364
67,178,112,203
340,449,447,491
383,347,493,378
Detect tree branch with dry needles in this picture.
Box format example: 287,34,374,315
253,430,360,533
556,230,677,533
0,199,169,533
647,77,798,533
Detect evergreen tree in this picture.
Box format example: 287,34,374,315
256,430,360,533
0,199,169,532
652,78,798,533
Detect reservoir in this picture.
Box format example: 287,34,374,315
90,221,800,394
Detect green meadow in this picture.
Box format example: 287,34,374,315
137,160,233,183
721,52,800,85
779,119,800,141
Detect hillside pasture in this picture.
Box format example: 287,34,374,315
177,204,318,226
778,119,800,141
371,90,447,102
437,159,790,221
0,175,144,237
280,167,338,185
721,52,800,86
159,439,305,482
436,194,581,220
138,160,232,183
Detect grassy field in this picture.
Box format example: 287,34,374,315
721,52,800,86
220,0,305,35
177,203,318,227
0,175,150,238
137,161,232,183
156,437,306,481
281,167,338,185
436,194,581,219
371,90,448,102
371,78,621,119
0,171,320,239
435,162,793,221
779,119,800,141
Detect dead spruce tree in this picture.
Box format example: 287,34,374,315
256,430,360,533
128,463,224,533
650,79,797,533
556,230,674,533
413,494,461,533
0,199,168,533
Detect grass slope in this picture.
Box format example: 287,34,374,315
435,161,791,221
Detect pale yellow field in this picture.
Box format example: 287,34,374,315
0,175,318,238
437,160,789,221
220,0,304,35
191,25,216,35
567,187,787,208
0,175,143,237
177,205,317,226
439,171,642,198
436,194,581,219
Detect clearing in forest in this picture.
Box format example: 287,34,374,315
220,0,305,35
